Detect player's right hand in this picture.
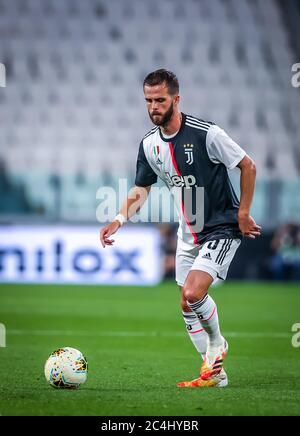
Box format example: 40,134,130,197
100,221,121,248
238,213,262,239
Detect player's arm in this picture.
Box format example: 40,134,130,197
100,139,157,248
100,185,151,248
237,155,261,239
206,125,261,239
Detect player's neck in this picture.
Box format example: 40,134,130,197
160,111,182,136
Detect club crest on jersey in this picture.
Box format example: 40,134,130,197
184,148,194,165
182,144,194,165
153,145,163,165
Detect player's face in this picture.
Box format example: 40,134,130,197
144,83,179,127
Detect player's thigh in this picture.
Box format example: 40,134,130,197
191,238,241,283
182,238,241,303
175,245,198,288
176,245,198,311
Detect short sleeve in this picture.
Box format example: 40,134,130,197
206,125,246,170
134,141,158,187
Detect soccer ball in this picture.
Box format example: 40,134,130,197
44,347,88,389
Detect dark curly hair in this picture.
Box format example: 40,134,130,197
143,69,179,95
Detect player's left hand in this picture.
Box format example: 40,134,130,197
238,213,262,239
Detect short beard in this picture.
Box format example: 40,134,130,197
149,102,174,127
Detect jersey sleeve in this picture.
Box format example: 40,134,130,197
134,141,158,187
206,125,246,170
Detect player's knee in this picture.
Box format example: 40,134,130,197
182,283,207,304
182,285,197,304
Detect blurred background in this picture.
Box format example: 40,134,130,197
0,0,300,284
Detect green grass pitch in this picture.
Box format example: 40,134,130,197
0,281,300,416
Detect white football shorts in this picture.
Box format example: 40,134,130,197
176,238,241,287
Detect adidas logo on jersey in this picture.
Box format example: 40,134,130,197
202,252,212,260
165,172,196,189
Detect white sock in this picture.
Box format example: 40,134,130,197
187,294,223,356
182,311,207,360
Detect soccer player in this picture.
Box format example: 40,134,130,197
100,69,261,387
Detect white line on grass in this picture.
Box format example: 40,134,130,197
7,330,290,339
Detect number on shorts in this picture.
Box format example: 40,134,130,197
207,240,219,250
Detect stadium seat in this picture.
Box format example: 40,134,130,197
0,0,299,222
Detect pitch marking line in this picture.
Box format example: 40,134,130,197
7,329,290,339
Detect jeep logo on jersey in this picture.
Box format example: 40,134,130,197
165,172,196,189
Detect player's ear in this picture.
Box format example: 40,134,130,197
174,94,180,106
